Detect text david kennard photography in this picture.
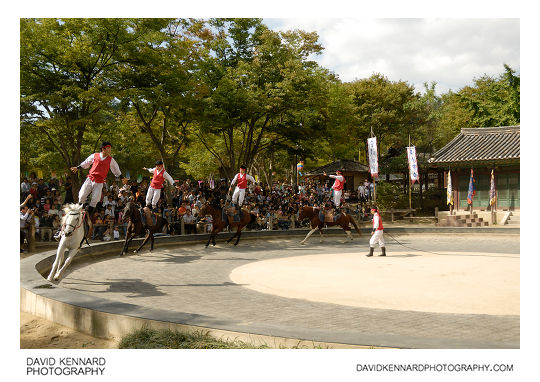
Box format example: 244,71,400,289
26,357,106,376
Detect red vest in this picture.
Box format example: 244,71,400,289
332,176,345,191
237,173,247,189
87,153,112,183
373,212,384,230
150,168,165,189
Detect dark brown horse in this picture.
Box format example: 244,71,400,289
297,206,361,245
199,203,256,247
119,201,169,256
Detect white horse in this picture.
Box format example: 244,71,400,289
47,204,86,282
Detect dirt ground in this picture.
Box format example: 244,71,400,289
20,311,119,349
21,249,118,349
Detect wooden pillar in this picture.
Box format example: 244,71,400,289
28,217,36,252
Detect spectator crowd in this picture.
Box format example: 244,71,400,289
20,171,375,252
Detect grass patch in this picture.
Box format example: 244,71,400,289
119,328,268,349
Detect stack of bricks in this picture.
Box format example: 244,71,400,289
437,213,489,227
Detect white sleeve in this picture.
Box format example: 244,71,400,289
230,174,238,187
78,154,95,169
164,171,174,186
148,167,156,174
247,174,256,183
109,158,122,177
329,175,337,179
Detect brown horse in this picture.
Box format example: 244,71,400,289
297,206,361,245
119,201,169,256
199,203,256,247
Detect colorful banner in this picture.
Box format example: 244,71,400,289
406,146,419,184
467,168,476,204
446,170,453,206
367,137,378,179
489,169,497,206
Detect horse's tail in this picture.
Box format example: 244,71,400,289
348,215,361,236
250,213,257,225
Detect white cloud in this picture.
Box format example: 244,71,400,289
265,18,520,94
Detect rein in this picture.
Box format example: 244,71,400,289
61,210,86,234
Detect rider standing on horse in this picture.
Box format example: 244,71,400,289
70,141,128,218
229,165,255,214
143,160,174,212
323,169,345,215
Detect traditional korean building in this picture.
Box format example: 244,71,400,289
304,159,370,190
428,125,520,210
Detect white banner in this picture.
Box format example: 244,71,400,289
447,170,453,205
367,137,378,178
406,146,419,184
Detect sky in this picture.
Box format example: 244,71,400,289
264,18,520,95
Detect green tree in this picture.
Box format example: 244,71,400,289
20,18,143,195
195,18,333,179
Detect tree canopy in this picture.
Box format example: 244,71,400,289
20,18,520,187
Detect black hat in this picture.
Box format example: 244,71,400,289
370,205,378,211
155,160,164,166
240,165,247,170
100,141,112,149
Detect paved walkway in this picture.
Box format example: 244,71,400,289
53,231,519,348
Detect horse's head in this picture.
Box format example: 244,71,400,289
199,203,211,217
62,203,83,237
297,206,310,221
121,201,136,223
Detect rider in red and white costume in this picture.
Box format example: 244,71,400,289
143,160,174,212
366,205,386,257
323,169,345,214
70,141,127,217
229,165,255,212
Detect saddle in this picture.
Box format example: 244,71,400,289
319,209,344,223
223,206,243,223
141,208,157,227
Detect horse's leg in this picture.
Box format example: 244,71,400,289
135,232,151,253
120,232,133,256
206,229,216,247
319,225,324,243
149,232,155,251
226,227,238,243
54,247,80,280
47,239,66,281
234,228,242,246
300,227,319,245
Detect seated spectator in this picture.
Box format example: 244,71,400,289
39,211,53,241
48,203,59,217
182,209,197,234
92,213,106,240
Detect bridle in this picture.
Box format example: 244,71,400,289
62,210,85,236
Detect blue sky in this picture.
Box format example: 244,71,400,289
264,18,520,95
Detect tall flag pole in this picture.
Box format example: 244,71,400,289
467,168,476,209
489,169,497,209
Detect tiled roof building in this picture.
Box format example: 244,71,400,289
429,126,519,210
429,126,520,166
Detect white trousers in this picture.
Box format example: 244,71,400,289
146,187,161,208
232,187,246,206
78,178,104,207
333,189,342,207
369,229,385,247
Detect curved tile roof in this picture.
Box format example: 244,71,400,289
429,126,520,164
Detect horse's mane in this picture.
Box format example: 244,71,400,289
61,203,83,225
